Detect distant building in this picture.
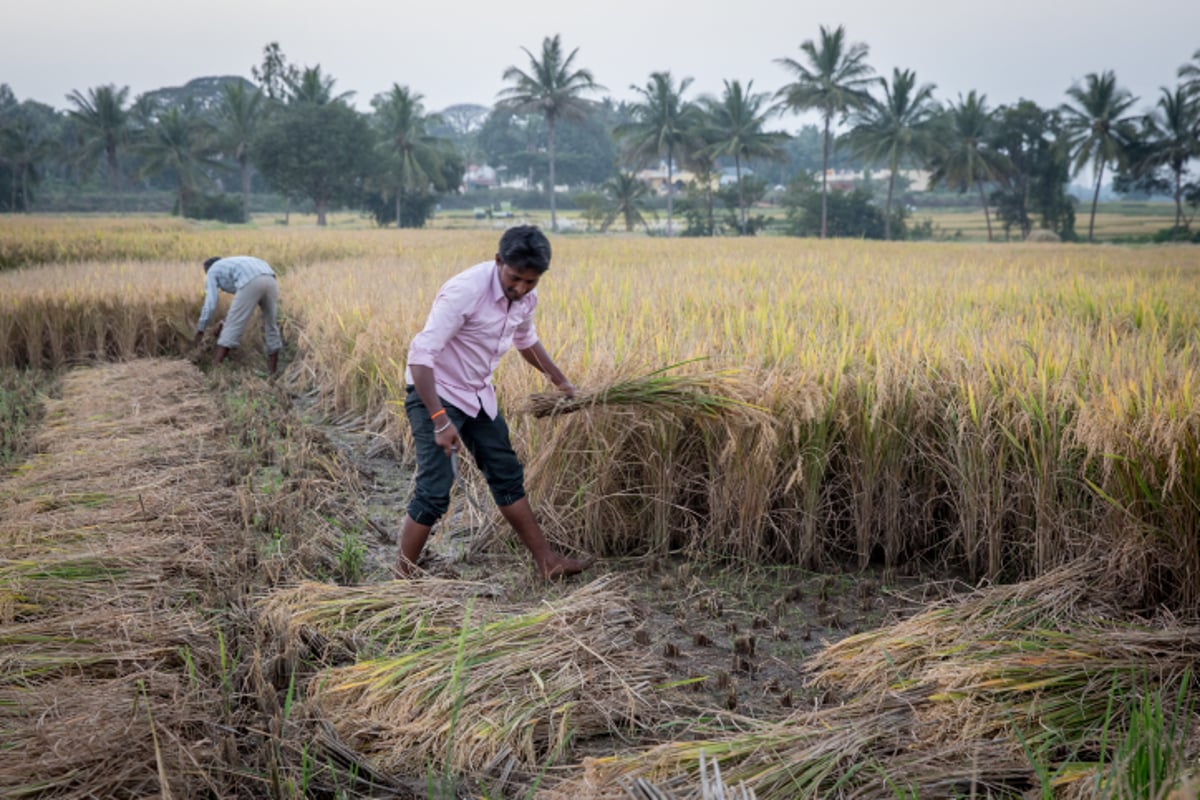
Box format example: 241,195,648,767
719,166,753,186
463,164,498,190
635,161,701,195
824,168,932,193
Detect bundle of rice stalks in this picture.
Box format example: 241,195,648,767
521,359,769,423
0,606,208,687
259,577,510,658
309,576,668,780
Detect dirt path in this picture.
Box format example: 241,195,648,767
0,359,264,797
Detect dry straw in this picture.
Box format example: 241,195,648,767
547,563,1200,800
0,359,347,798
304,574,670,780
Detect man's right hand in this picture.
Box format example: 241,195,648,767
193,331,204,347
434,423,460,456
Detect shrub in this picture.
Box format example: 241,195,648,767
182,193,247,224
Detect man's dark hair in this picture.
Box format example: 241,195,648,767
497,226,551,274
203,256,222,270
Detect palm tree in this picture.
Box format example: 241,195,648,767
498,33,602,231
66,84,131,204
1060,71,1138,243
929,91,1010,242
601,171,651,232
1180,49,1200,99
0,117,56,212
775,25,875,238
843,68,939,240
700,80,789,235
1136,87,1200,234
136,105,219,217
215,81,266,221
616,72,698,235
287,66,354,106
371,84,454,227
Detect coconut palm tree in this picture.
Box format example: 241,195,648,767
498,33,603,231
774,25,875,238
843,68,940,240
1134,87,1200,234
215,81,266,221
287,66,354,106
1180,49,1200,99
66,84,131,205
700,80,789,235
371,84,454,228
0,116,56,212
1060,71,1139,243
929,91,1010,242
601,171,651,232
616,72,698,236
136,105,219,218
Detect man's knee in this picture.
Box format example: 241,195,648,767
407,493,450,526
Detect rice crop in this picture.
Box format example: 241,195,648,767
283,235,1198,610
3,220,1199,613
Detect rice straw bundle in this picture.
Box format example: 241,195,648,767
521,359,769,423
309,575,668,778
259,577,512,656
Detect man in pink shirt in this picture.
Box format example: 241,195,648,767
395,225,592,580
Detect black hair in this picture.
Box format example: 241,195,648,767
497,226,551,274
203,256,222,270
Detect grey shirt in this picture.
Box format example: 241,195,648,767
197,256,276,332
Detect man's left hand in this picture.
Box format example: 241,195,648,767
555,379,577,398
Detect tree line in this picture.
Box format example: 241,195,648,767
2,29,1198,241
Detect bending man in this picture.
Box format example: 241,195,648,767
396,225,591,580
194,255,283,374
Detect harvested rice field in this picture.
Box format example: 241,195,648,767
2,219,1199,798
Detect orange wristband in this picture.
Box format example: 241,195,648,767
430,409,447,421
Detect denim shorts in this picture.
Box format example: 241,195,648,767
404,386,526,526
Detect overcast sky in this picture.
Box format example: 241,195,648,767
5,0,1198,130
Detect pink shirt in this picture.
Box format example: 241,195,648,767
405,260,540,419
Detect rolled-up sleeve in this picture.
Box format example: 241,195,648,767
196,272,220,332
406,280,472,368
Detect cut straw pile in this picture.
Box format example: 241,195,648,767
299,575,670,780
521,359,769,423
0,360,257,798
259,576,514,659
545,562,1200,800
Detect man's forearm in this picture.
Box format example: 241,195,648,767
409,364,444,416
519,343,573,392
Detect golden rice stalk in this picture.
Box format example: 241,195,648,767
309,575,668,778
521,359,769,423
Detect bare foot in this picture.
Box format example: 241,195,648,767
391,559,421,580
540,554,595,581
